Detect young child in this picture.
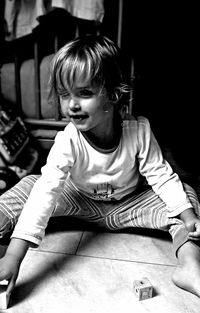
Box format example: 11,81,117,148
0,35,200,300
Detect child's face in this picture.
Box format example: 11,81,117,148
59,80,112,134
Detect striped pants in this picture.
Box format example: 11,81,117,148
0,175,199,255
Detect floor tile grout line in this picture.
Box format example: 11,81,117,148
75,253,176,267
74,231,85,255
29,248,176,268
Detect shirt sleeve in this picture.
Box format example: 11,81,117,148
11,125,76,246
137,117,193,217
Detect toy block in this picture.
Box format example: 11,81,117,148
0,280,10,309
133,277,153,301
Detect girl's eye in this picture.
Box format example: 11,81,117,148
79,89,94,97
59,92,70,99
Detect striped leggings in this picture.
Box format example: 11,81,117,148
0,174,199,255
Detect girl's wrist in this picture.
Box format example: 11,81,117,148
6,238,30,262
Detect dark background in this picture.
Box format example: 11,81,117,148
121,2,199,174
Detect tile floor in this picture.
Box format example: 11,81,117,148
0,217,200,313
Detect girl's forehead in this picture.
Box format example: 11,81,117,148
73,78,91,88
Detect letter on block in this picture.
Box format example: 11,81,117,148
0,280,10,309
133,277,153,301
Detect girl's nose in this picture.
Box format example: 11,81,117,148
69,97,81,112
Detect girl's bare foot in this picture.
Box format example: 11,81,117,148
172,241,200,297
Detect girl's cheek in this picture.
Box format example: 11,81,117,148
60,100,69,116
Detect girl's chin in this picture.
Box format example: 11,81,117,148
71,119,90,131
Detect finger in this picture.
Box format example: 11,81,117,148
7,276,17,296
188,229,200,237
188,236,200,241
188,232,200,238
187,233,200,240
195,224,200,232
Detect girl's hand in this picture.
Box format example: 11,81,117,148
186,218,200,241
0,238,30,296
179,208,200,241
0,254,21,296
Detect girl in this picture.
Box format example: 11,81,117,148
0,35,200,299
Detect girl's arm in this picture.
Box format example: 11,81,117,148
0,238,30,296
137,117,193,217
11,128,75,246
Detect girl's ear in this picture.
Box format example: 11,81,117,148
110,88,122,103
103,88,122,112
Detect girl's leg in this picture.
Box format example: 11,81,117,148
172,240,200,297
102,183,200,297
0,175,40,238
0,176,106,239
52,179,106,224
171,184,200,297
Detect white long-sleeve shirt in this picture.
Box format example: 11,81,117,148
11,115,192,246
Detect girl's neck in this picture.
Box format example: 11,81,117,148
82,111,122,152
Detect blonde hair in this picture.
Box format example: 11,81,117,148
49,35,130,109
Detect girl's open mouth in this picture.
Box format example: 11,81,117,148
70,115,88,123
